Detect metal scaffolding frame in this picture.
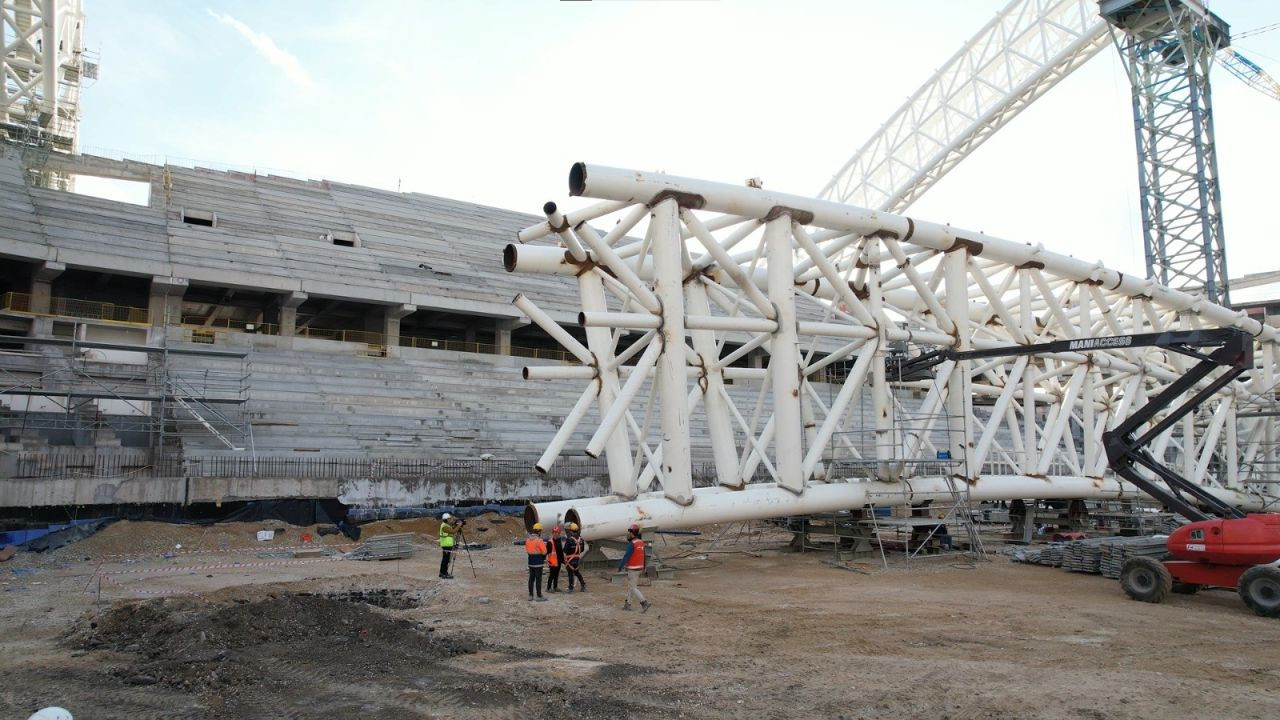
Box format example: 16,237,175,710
0,334,250,462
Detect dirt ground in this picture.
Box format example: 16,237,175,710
2,519,1278,720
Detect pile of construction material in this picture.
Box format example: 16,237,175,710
1007,535,1169,578
345,532,416,561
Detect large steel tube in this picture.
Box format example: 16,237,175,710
765,216,805,494
566,163,1275,344
651,199,694,504
548,476,1273,541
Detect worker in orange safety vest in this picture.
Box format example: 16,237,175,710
524,523,548,602
617,523,651,613
545,525,566,593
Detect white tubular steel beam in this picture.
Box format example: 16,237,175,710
541,477,1272,542
765,214,805,494
650,199,694,505
509,163,1280,529
579,269,634,495
819,0,1110,213
567,164,1275,343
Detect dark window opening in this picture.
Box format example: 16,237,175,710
328,230,360,248
182,208,217,227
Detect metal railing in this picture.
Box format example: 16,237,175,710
6,454,744,483
1,292,149,325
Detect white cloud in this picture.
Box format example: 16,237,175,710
207,10,313,89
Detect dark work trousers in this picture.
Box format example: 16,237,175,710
439,548,453,577
567,558,586,590
546,564,561,591
528,566,544,597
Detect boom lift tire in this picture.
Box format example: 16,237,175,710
1171,582,1201,595
1237,565,1280,618
1121,556,1172,603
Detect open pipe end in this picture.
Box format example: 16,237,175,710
523,503,540,533
511,293,524,306
569,163,587,197
522,366,531,380
542,201,558,216
577,311,587,326
504,244,518,273
565,508,582,531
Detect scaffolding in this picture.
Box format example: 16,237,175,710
790,413,986,567
0,335,251,466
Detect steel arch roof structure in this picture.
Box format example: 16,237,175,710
512,164,1278,540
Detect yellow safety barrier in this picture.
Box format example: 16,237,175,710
1,292,149,326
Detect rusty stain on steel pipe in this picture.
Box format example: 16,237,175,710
648,189,705,210
762,205,815,225
947,237,985,255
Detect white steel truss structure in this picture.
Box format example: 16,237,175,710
513,164,1279,540
1,0,86,149
817,0,1110,212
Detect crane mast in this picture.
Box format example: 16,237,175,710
1101,0,1232,305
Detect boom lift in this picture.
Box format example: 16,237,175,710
914,328,1280,617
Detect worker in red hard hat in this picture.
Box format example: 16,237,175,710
564,522,587,593
545,525,566,593
617,523,651,613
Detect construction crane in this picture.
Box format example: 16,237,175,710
1217,47,1280,102
821,0,1280,306
1,0,88,151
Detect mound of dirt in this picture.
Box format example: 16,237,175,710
43,520,350,561
70,593,475,693
361,511,524,543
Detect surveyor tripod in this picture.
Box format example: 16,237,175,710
454,524,477,578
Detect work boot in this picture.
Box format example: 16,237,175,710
536,596,548,602
640,600,651,614
442,574,454,580
528,595,535,602
622,602,632,611
566,587,575,593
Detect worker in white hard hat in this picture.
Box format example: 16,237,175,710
438,512,463,579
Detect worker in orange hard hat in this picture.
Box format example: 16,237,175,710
618,523,651,613
524,523,549,602
545,525,566,593
564,522,587,593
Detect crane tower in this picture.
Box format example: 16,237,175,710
1101,0,1232,305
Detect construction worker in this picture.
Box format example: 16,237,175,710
525,523,549,601
564,522,587,593
438,512,463,579
545,525,566,592
618,523,651,612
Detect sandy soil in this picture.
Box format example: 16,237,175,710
2,521,1278,720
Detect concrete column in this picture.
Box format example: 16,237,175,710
495,318,522,355
147,276,188,330
383,304,416,355
29,261,65,314
278,291,307,337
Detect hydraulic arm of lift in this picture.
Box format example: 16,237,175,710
904,328,1253,522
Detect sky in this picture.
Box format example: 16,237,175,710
76,0,1280,302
